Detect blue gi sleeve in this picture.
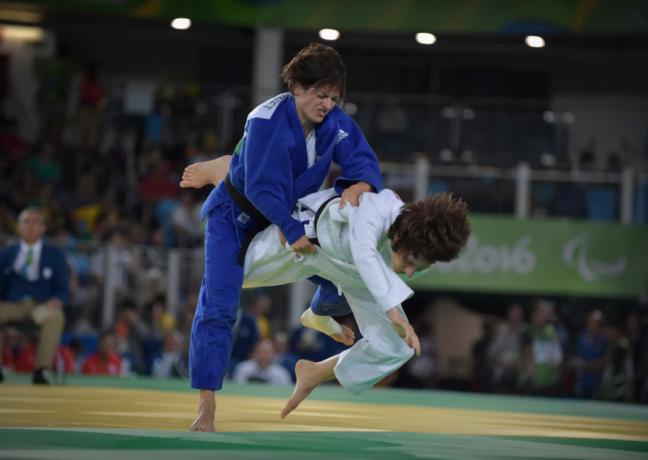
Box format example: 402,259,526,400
333,113,383,195
243,117,305,244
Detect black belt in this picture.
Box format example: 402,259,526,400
308,195,340,246
224,175,271,265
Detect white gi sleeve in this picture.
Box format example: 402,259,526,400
347,191,414,312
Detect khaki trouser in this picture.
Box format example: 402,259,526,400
0,300,65,370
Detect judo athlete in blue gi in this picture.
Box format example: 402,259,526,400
187,43,382,431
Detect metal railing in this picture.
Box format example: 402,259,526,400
379,159,639,224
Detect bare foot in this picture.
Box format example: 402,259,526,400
190,413,215,432
189,389,215,432
331,324,355,346
180,163,212,189
280,360,318,419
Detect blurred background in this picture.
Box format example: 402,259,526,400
0,0,647,402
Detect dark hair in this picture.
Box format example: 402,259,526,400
281,43,346,98
388,193,470,264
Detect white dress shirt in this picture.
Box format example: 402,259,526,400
13,239,43,282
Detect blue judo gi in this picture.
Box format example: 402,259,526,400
190,93,382,390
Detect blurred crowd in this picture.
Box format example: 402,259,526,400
468,301,648,403
0,54,220,255
3,278,647,406
394,298,648,403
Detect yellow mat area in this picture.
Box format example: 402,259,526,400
1,384,647,441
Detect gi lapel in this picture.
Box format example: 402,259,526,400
286,96,308,174
292,112,339,200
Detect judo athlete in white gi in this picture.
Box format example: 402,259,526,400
182,159,471,419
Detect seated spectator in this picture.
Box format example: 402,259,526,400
576,310,609,398
90,229,138,307
229,306,260,376
248,292,272,340
0,208,68,384
113,299,149,375
625,312,648,403
601,322,633,402
273,331,298,382
71,173,102,239
170,191,202,247
472,319,495,392
145,296,176,371
489,303,526,392
81,332,122,376
152,331,186,378
518,300,563,395
232,338,291,385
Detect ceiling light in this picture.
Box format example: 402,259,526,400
415,32,436,45
171,18,191,30
0,25,44,42
319,28,340,41
525,35,545,48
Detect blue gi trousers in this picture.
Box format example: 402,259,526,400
309,276,352,317
189,199,250,391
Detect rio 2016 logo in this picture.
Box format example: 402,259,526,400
432,236,536,274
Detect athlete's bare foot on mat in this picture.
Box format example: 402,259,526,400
190,413,215,432
190,390,216,432
281,360,318,418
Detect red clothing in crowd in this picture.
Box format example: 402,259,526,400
81,352,122,376
139,168,178,202
3,344,76,373
14,344,36,372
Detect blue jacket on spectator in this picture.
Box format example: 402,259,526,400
0,243,69,305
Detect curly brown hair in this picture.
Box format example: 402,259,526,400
388,193,470,264
281,43,346,98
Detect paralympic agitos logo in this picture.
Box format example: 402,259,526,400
563,233,627,282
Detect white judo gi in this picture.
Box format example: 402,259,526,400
242,188,416,395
